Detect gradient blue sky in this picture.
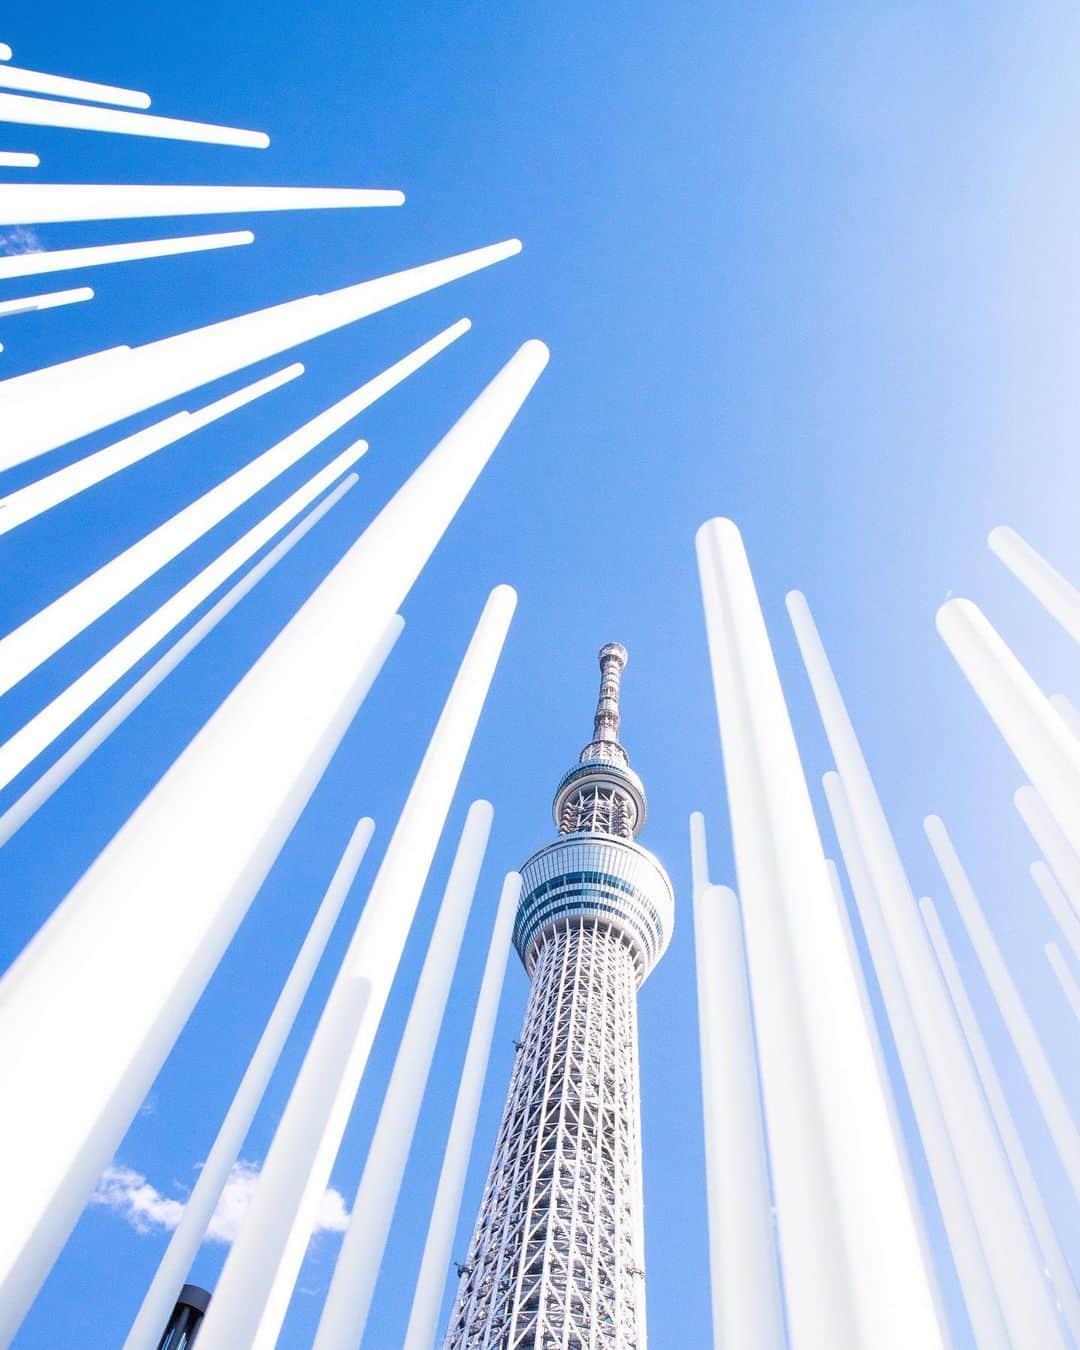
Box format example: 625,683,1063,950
1,2,1078,1345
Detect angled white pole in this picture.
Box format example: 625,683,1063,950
0,476,358,849
198,587,517,1350
0,319,468,697
921,898,1080,1342
0,286,92,317
696,519,943,1350
1016,786,1080,921
123,818,376,1350
0,229,251,281
1047,944,1080,1023
822,772,1008,1350
402,871,520,1350
1031,863,1080,963
0,340,546,1343
0,44,11,61
314,800,494,1350
787,588,1067,1349
689,814,786,1350
0,151,37,167
937,599,1080,855
925,815,1080,1204
989,526,1080,644
0,442,366,793
1051,693,1080,740
0,362,303,536
0,62,150,108
0,240,515,468
0,89,271,147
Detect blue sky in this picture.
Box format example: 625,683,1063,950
1,1,1078,1345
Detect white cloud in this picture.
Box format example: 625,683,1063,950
0,225,43,255
91,1159,350,1246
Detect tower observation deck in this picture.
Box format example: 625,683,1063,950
445,644,674,1348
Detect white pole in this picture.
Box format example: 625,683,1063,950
0,362,302,536
0,319,467,697
123,817,376,1350
1046,944,1080,1023
198,587,517,1350
924,815,1080,1204
989,526,1080,644
785,587,1066,1348
401,872,520,1350
0,228,249,281
0,340,546,1342
0,89,272,147
1016,786,1080,921
1051,693,1080,740
0,62,150,108
0,239,517,468
921,898,1080,1342
0,285,92,317
690,811,786,1350
0,150,37,167
0,477,359,849
822,772,1008,1350
1031,863,1080,964
314,800,494,1349
937,599,1080,855
695,519,943,1350
0,45,12,61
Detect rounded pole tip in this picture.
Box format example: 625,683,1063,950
519,337,550,367
488,582,519,614
694,515,743,550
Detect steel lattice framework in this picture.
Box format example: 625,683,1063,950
445,644,674,1349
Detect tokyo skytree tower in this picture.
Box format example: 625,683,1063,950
446,644,675,1349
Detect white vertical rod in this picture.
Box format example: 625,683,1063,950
0,230,252,282
123,818,376,1350
822,772,1008,1350
0,340,545,1344
1051,694,1080,740
0,90,272,147
1032,864,1080,964
696,520,943,1350
1016,786,1080,921
988,526,1080,644
198,586,516,1350
920,898,1080,1341
0,62,151,108
314,800,494,1349
1046,944,1080,1023
787,587,1063,1348
925,815,1080,1204
0,285,93,317
937,599,1080,856
401,872,521,1350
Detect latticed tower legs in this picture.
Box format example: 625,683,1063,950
445,919,647,1349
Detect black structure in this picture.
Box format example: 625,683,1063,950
157,1284,211,1349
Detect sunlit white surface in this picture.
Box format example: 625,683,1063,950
689,813,786,1350
0,62,150,108
822,771,1007,1350
314,801,494,1350
0,442,365,793
1031,862,1080,962
0,242,515,467
696,518,943,1350
402,871,520,1350
0,150,37,167
0,44,11,61
925,815,1080,1205
0,229,251,280
0,476,358,848
1016,786,1080,922
0,185,401,226
1046,944,1080,1023
0,320,467,694
937,599,1080,856
0,90,268,146
787,588,1065,1349
989,526,1080,644
1051,692,1080,740
0,286,92,317
0,362,303,535
922,897,1080,1342
198,587,518,1350
123,818,375,1350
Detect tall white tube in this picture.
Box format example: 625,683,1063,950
0,150,37,167
0,285,93,317
822,772,1008,1350
198,587,517,1350
787,588,1066,1348
921,898,1080,1342
0,89,271,147
314,800,494,1349
0,62,150,107
0,340,546,1342
696,519,943,1350
1031,863,1080,963
690,811,785,1350
989,526,1080,644
0,228,250,281
937,599,1080,855
924,815,1080,1203
0,319,467,697
123,817,376,1350
1051,693,1080,740
402,872,520,1350
0,476,359,848
1016,786,1080,921
0,239,517,468
1047,944,1080,1022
